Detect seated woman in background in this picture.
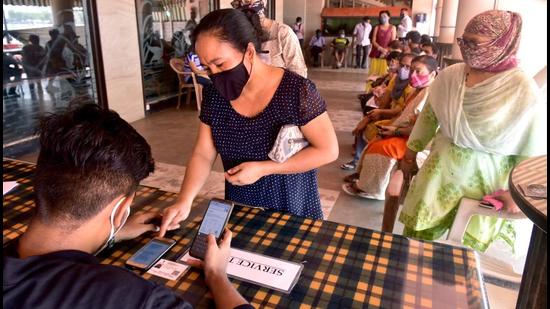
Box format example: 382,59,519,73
341,53,415,171
362,50,401,97
399,10,546,252
342,55,438,198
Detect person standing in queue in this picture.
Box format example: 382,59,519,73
236,0,308,78
158,9,338,237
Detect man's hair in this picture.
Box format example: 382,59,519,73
296,17,302,22
420,34,432,45
386,51,402,63
389,40,403,51
363,16,370,22
406,31,421,44
411,55,439,73
34,104,155,227
421,42,439,56
399,52,416,62
29,34,40,45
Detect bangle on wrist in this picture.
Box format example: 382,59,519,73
394,128,401,136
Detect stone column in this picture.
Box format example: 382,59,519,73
433,0,443,38
51,0,75,29
438,0,458,44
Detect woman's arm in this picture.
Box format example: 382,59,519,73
159,122,218,236
399,104,440,179
270,112,338,172
225,112,338,185
391,26,397,41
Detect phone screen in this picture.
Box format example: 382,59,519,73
198,200,232,238
128,240,172,267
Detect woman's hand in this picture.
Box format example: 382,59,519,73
400,149,419,181
158,200,191,237
225,161,267,186
378,125,397,137
492,190,522,214
117,211,161,241
353,117,370,136
367,109,383,122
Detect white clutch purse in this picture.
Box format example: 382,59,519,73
268,124,309,163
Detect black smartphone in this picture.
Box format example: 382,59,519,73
126,237,176,270
189,198,234,260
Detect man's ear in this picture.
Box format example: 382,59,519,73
113,194,135,227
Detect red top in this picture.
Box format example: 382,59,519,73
369,25,394,59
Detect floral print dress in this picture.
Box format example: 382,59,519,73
398,104,523,252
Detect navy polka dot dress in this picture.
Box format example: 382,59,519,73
199,70,326,220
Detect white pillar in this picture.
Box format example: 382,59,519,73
438,0,459,43
451,0,497,59
433,0,443,37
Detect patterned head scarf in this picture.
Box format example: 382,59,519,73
236,0,265,16
460,10,522,72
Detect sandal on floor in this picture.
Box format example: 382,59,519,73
340,161,356,171
342,183,373,199
343,173,359,183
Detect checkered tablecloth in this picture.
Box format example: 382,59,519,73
3,159,488,308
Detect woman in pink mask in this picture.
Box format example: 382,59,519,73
399,10,546,252
343,55,438,199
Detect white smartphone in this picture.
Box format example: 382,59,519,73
189,198,234,260
126,237,176,270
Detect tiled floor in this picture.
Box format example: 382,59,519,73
9,67,519,307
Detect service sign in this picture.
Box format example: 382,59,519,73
180,248,303,293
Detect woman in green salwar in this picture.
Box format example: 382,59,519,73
398,10,547,252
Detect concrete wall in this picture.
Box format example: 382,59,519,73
411,0,437,36
448,0,547,77
305,0,324,47
219,0,233,9
96,0,145,123
283,0,305,27
496,0,547,78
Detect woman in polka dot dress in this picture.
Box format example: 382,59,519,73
159,9,338,236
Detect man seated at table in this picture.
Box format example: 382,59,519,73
3,104,252,309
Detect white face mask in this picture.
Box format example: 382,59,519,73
94,197,130,255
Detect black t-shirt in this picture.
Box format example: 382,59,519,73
3,241,192,309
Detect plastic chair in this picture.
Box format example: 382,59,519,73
441,197,531,284
169,58,201,111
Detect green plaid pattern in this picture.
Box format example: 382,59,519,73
3,159,488,308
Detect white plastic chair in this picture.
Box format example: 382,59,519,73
440,197,532,284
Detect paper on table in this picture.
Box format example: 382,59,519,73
3,181,18,196
180,248,303,294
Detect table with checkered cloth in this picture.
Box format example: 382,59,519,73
3,159,488,308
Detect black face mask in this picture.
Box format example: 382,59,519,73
210,52,250,101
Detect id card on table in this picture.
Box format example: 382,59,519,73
147,259,189,281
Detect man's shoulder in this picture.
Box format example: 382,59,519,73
3,250,190,309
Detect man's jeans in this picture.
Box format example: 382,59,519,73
356,44,371,68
